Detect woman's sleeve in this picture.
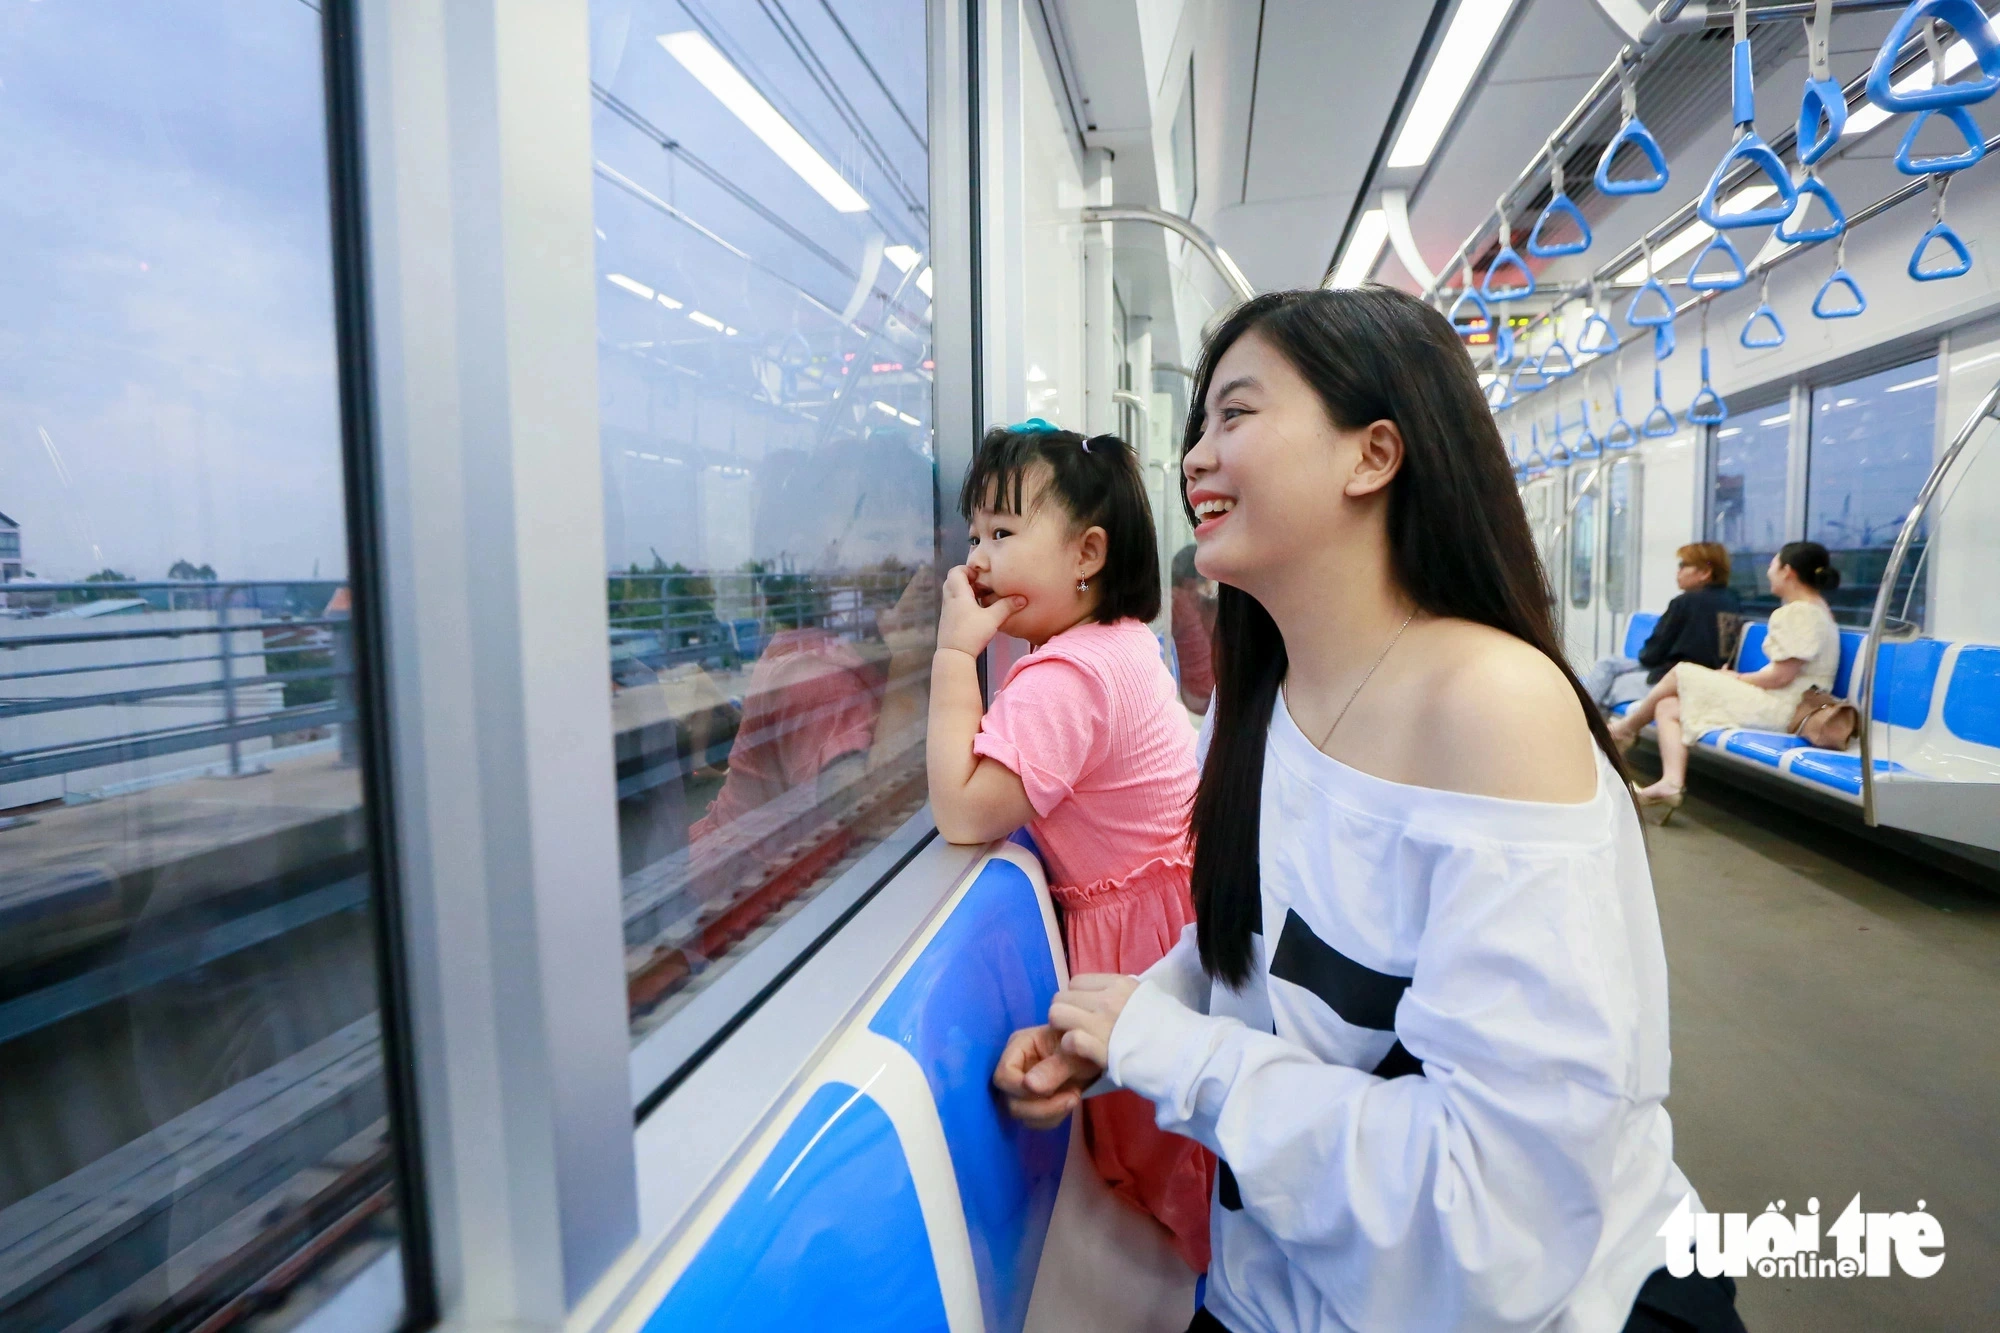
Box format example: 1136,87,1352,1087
1636,595,1687,668
1106,841,1633,1331
1761,602,1819,664
971,657,1112,817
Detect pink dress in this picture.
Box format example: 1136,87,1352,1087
973,617,1214,1272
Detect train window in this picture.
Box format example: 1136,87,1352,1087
590,2,936,1062
1707,405,1790,615
1569,471,1596,608
1604,458,1635,615
0,6,414,1330
1807,358,1938,627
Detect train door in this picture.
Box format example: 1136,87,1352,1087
1601,454,1642,667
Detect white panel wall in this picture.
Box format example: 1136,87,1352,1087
1932,321,2000,644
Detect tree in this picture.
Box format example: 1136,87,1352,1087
83,568,133,583
167,559,217,581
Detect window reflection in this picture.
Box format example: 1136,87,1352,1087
1570,472,1596,608
0,4,408,1329
1708,406,1790,614
1605,459,1634,615
1807,359,1937,626
590,0,937,1049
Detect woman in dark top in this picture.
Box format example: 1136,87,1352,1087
1580,544,1742,707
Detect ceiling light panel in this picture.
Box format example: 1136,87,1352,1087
1388,0,1519,170
658,30,869,213
1330,209,1390,288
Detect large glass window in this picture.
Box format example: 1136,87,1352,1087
1708,403,1791,614
590,2,936,1062
1605,458,1635,615
0,5,414,1329
1807,358,1938,625
1569,469,1596,608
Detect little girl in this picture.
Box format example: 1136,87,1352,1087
927,418,1213,1273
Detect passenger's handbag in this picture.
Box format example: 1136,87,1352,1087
1789,687,1859,751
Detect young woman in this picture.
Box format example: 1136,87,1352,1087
992,288,1742,1333
1610,541,1843,819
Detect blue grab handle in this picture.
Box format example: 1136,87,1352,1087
1493,321,1516,367
1527,193,1593,257
1642,370,1677,438
1813,267,1867,317
1686,231,1749,292
1697,134,1799,229
1482,243,1537,302
1866,0,2000,112
1624,275,1676,328
1576,311,1619,356
1741,302,1787,348
1486,375,1514,410
1527,425,1548,470
1687,348,1728,425
1595,117,1670,195
1732,39,1756,126
1510,360,1546,398
1574,403,1603,459
1606,386,1638,450
1448,286,1494,336
1654,321,1677,361
1539,340,1577,380
1895,105,1987,175
1798,78,1848,166
1776,174,1848,244
1909,221,1975,280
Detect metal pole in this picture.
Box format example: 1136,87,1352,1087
1857,374,2000,825
218,583,240,775
1081,206,1257,304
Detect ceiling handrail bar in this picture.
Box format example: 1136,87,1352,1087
1082,206,1257,303
1856,371,2000,825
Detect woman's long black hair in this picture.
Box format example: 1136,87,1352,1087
1184,287,1630,986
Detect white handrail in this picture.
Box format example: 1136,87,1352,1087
1856,373,2000,824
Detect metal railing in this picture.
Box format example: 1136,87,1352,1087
0,580,353,789
1856,371,2000,825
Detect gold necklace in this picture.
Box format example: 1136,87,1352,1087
1302,608,1417,754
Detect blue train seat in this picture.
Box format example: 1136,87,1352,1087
1786,751,1912,796
1831,630,1864,699
1735,621,1770,673
1942,646,2000,748
1622,612,1660,659
1725,731,1807,765
1872,638,1948,726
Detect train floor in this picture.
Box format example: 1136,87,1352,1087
1643,771,2000,1329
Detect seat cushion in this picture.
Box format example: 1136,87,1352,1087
1832,630,1864,699
1943,646,2000,749
1786,751,1909,796
1609,701,1634,717
1873,638,1948,727
1736,622,1770,673
1697,730,1725,747
1725,731,1808,766
1621,612,1661,661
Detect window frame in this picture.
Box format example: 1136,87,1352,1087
352,0,980,1324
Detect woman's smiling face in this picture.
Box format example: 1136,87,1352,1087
1180,330,1363,599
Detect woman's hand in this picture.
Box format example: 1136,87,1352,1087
1048,973,1140,1068
993,1024,1101,1129
938,565,1023,658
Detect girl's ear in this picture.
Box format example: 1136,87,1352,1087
1344,419,1404,498
1076,525,1108,581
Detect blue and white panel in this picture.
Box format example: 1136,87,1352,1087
610,846,1068,1333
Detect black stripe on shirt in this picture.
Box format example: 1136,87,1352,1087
1371,1040,1423,1080
1268,908,1411,1031
1218,1159,1242,1211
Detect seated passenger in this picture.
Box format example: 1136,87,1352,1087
1169,543,1217,715
1609,541,1843,820
927,419,1213,1273
1580,542,1741,709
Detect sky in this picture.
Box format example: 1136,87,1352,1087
0,0,349,584
0,0,933,585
